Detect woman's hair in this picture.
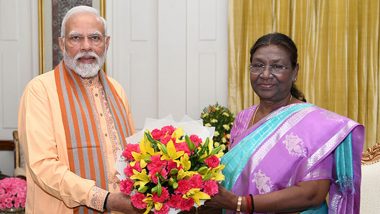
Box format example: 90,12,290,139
250,32,306,102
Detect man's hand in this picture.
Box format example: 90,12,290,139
106,192,144,213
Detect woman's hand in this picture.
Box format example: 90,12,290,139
204,185,239,211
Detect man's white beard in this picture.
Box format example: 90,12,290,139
63,49,106,78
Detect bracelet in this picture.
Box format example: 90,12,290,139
249,194,254,214
236,196,243,213
246,195,252,213
103,192,110,211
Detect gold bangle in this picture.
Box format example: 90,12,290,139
236,196,242,213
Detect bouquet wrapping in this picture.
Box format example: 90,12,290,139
116,116,225,214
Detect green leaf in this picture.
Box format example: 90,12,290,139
157,141,168,155
157,177,162,196
198,138,209,157
209,146,222,156
185,135,195,151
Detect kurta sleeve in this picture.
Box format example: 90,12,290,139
18,77,108,211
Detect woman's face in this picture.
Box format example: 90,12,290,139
250,44,298,103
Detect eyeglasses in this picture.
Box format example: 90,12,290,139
249,63,289,75
65,33,105,47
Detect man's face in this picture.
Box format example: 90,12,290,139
59,12,110,78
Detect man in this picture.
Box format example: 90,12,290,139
19,6,138,213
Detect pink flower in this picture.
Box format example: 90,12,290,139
203,180,218,196
167,194,194,211
161,125,175,136
151,129,163,140
179,197,195,211
148,155,168,183
160,135,172,145
0,177,27,209
154,203,170,214
149,167,168,184
167,194,183,209
175,179,191,194
167,160,181,173
122,144,140,161
120,179,134,195
152,187,169,203
174,142,190,154
189,174,203,189
204,155,220,168
131,192,147,209
124,161,142,177
190,135,202,147
147,155,167,172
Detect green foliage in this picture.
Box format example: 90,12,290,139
200,103,235,153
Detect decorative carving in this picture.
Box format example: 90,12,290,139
362,143,380,165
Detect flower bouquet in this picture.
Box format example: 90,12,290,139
0,177,26,212
200,103,235,153
117,116,225,214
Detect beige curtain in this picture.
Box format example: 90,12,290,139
228,0,379,150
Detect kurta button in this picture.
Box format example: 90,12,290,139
105,133,108,137
95,93,98,97
100,113,103,117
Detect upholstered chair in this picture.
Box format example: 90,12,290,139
360,143,380,213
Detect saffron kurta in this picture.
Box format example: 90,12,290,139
18,69,135,214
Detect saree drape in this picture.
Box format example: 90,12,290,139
228,0,379,150
222,103,364,213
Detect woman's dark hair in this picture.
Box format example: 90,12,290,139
250,32,306,102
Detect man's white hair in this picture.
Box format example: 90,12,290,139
60,5,107,37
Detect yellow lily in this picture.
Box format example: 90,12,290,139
203,165,225,181
161,141,184,161
130,169,150,188
132,133,160,168
172,128,185,141
180,153,191,171
184,188,210,205
177,169,198,180
154,202,163,211
142,195,153,214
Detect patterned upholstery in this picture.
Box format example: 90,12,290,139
360,143,380,213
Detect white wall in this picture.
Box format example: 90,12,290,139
106,0,228,130
0,0,228,175
0,0,38,176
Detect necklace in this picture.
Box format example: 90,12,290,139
249,95,293,127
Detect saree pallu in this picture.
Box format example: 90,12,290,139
221,103,364,214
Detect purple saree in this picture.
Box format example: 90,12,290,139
221,103,364,214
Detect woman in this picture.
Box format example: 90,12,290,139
205,33,364,213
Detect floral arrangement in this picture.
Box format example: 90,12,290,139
0,177,26,211
200,103,235,153
119,125,225,214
